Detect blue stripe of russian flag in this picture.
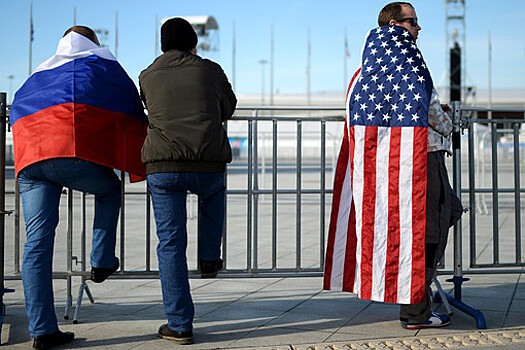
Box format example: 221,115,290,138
10,55,146,125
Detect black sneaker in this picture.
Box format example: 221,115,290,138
33,330,74,350
158,324,194,345
199,258,223,278
91,258,119,283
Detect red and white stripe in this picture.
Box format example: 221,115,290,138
324,71,427,304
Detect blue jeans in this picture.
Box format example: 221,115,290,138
18,158,121,337
148,172,226,332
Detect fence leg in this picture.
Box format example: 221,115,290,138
73,279,84,324
72,277,94,324
64,276,72,320
432,278,452,316
71,193,96,325
84,281,94,303
442,101,486,329
441,290,487,329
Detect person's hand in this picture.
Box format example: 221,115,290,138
441,104,451,113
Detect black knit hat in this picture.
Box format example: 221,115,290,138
161,17,198,52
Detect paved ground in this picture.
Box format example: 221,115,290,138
1,147,525,348
1,272,524,349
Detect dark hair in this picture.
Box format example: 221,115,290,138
378,2,414,26
63,26,99,45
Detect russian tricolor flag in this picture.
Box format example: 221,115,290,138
10,31,147,180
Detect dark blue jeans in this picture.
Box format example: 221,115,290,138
147,172,225,332
18,158,121,337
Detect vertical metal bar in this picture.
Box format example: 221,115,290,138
64,276,72,320
320,120,326,268
14,181,20,273
247,115,254,271
0,93,6,311
197,200,201,268
73,192,87,324
296,120,302,270
73,283,84,323
146,189,151,271
468,121,477,267
67,189,73,274
120,171,125,271
81,193,86,273
272,119,277,270
451,101,463,299
253,115,259,271
222,122,228,267
490,121,499,264
64,188,73,319
513,123,521,263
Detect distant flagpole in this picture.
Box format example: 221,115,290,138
73,6,76,26
232,21,236,91
115,11,119,59
28,1,33,76
488,31,492,118
306,26,311,105
270,23,274,106
344,27,348,96
154,14,159,58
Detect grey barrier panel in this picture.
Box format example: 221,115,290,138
3,103,524,328
2,104,524,281
460,106,525,272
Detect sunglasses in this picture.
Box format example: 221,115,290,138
395,17,418,28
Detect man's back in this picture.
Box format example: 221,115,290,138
139,49,237,174
10,31,147,178
11,26,137,349
141,18,236,345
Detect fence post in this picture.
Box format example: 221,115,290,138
451,101,467,299
0,92,15,340
0,93,6,333
442,101,486,329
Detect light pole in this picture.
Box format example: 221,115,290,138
306,26,311,105
259,59,268,105
7,75,14,104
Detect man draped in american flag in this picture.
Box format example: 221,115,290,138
324,2,461,330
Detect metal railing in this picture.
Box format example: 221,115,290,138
4,106,347,281
459,106,525,272
1,102,525,325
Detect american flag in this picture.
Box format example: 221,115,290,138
324,25,432,304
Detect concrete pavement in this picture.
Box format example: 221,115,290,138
1,271,524,349
1,154,525,349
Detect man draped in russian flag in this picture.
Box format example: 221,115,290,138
324,2,462,331
9,26,147,349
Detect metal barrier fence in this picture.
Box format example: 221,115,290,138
2,106,346,281
458,105,525,273
1,101,524,325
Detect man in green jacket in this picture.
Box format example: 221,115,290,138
139,17,237,345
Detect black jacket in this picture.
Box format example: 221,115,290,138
139,50,237,174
